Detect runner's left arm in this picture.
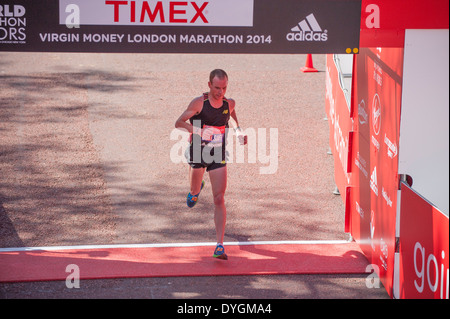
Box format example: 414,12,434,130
228,99,247,145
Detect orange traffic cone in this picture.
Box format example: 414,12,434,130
301,54,318,73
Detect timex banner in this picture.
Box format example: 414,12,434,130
0,0,361,54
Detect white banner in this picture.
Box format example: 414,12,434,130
59,0,254,27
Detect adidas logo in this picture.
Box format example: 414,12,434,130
370,166,378,196
287,13,328,42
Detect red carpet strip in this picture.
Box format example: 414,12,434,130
0,241,369,282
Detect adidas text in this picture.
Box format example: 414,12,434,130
287,31,328,42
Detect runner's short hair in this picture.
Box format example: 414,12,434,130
209,69,228,83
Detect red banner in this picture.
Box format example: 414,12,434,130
359,0,449,47
348,47,404,297
398,183,449,299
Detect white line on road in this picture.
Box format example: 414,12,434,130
0,240,352,252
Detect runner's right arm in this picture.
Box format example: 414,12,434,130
175,97,203,135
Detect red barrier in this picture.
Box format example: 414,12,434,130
398,183,449,299
326,0,449,299
325,55,353,231
347,47,404,297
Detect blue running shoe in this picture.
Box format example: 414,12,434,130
186,180,205,208
213,244,228,260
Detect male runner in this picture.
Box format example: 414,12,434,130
175,69,247,260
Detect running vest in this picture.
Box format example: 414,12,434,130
190,93,231,147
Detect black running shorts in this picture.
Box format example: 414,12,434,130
185,143,227,172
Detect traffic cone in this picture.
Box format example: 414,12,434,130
301,54,318,72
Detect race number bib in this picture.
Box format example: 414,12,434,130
202,125,226,147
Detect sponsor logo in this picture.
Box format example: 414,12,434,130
371,134,380,151
358,99,368,125
355,151,368,179
333,114,351,184
0,4,26,44
370,166,378,196
382,187,392,207
287,13,328,42
380,237,388,271
384,133,397,159
105,1,209,24
59,0,254,27
372,93,381,136
355,201,365,218
370,210,376,251
370,94,381,150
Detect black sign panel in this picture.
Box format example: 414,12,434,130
0,0,361,54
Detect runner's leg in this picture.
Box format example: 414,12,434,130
208,166,227,244
189,166,206,194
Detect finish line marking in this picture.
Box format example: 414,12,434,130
0,240,351,253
